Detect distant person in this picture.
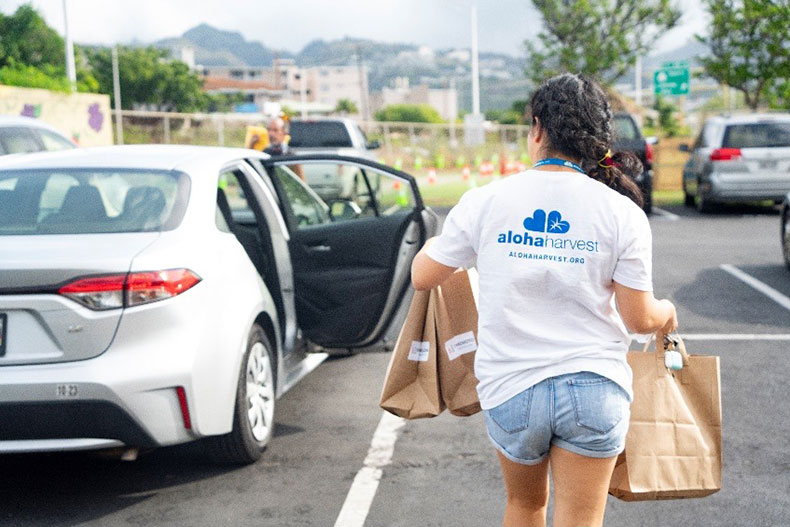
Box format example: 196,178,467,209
262,117,289,156
411,73,678,527
248,117,304,181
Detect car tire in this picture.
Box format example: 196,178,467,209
205,325,276,464
695,191,715,214
642,182,653,215
683,183,695,207
782,208,790,271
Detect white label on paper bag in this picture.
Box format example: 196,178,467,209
445,331,477,360
408,341,430,362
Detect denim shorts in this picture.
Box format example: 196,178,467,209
483,371,630,464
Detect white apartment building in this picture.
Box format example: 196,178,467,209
198,59,369,116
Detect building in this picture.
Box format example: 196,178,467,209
370,77,458,122
197,59,369,117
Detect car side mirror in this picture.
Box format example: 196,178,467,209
329,199,362,221
645,136,659,146
366,140,381,150
678,143,690,152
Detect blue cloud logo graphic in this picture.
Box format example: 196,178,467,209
547,210,570,233
523,209,547,232
522,209,571,234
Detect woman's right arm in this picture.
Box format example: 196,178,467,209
613,282,678,335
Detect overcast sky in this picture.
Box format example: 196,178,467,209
0,0,707,56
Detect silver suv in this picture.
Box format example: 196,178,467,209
681,114,790,212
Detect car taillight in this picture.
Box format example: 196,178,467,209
645,142,654,164
710,148,742,161
59,269,201,310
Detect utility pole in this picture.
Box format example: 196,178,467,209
464,3,484,146
635,55,643,127
112,46,123,145
62,0,77,90
470,4,480,116
355,44,370,121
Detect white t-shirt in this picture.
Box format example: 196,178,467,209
426,169,653,410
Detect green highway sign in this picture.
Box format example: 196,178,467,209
654,65,690,96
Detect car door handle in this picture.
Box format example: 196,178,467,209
306,244,331,252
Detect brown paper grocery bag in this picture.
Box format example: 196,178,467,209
609,335,722,500
435,270,481,416
379,289,445,419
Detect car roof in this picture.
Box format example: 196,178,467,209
0,144,269,173
705,113,790,125
0,115,70,133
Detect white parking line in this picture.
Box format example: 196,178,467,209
334,412,406,527
676,334,790,341
652,207,680,221
720,264,790,312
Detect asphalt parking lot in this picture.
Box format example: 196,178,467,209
1,203,789,527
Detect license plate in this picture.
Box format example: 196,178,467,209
759,159,777,169
0,313,6,357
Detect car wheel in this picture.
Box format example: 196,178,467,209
782,209,790,271
683,183,695,207
642,183,653,215
206,325,276,464
695,191,715,214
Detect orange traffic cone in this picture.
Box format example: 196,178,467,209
428,167,437,185
462,165,471,180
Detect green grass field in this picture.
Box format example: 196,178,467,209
415,178,685,209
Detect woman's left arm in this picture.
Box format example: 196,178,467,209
411,237,458,291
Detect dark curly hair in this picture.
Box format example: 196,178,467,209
529,74,644,207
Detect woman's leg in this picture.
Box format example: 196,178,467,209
496,451,550,527
549,445,618,527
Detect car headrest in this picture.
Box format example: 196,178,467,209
59,185,107,221
121,186,166,227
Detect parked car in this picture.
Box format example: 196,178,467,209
782,192,790,270
681,114,790,212
0,116,77,155
287,118,381,201
612,112,655,214
0,145,437,462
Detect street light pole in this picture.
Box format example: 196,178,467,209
62,0,77,90
470,4,481,116
112,46,123,145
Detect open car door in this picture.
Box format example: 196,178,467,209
261,155,438,349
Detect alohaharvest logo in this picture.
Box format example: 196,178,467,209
497,209,600,253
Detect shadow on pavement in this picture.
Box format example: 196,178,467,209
674,267,790,329
0,441,245,526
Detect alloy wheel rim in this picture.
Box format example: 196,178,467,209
246,342,275,442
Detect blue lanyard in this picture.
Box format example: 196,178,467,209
533,158,586,175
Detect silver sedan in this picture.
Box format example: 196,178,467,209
0,145,436,463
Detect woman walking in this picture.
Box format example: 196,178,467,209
411,74,677,527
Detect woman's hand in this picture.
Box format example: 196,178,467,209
658,299,678,335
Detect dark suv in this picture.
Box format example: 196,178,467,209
613,112,654,214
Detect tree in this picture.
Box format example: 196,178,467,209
374,104,443,123
525,0,681,85
86,46,207,112
0,5,64,69
653,96,681,137
335,98,358,114
698,0,790,110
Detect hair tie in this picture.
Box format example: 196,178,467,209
598,149,614,168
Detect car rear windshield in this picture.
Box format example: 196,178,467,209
722,122,790,148
0,169,190,235
613,116,640,141
288,121,352,148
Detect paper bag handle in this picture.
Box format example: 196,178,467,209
641,333,690,366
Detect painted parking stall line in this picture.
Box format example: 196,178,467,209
334,412,406,527
652,207,680,221
720,264,790,312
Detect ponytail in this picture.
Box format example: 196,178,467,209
530,74,647,208
586,151,645,208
